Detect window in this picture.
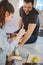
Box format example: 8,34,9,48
19,0,23,8
36,0,43,11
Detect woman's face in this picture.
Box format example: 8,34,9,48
5,12,14,24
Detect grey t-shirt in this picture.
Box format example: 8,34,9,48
19,7,40,37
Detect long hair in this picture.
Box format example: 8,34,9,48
0,0,14,28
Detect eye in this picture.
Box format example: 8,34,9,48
23,6,26,8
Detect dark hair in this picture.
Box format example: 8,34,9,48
24,0,34,5
0,0,14,28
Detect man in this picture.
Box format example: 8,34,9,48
14,0,40,45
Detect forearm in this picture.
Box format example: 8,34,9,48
18,30,31,46
15,28,25,42
18,24,36,46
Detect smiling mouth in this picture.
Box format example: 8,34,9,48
25,11,29,15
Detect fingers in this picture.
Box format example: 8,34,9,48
20,28,25,34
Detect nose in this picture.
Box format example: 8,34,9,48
25,8,29,12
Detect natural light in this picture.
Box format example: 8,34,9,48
19,0,23,8
36,0,43,10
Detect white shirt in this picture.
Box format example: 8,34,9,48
0,28,18,65
0,28,18,54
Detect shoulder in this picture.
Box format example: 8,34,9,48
20,6,23,10
19,6,25,17
32,8,39,15
30,8,39,19
19,6,23,12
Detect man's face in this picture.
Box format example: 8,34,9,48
23,2,33,15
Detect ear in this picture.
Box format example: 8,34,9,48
5,11,10,17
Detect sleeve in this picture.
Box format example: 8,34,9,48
8,40,18,54
0,35,10,51
0,34,18,54
29,14,39,24
19,7,23,17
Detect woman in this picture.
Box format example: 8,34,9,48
0,0,25,65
